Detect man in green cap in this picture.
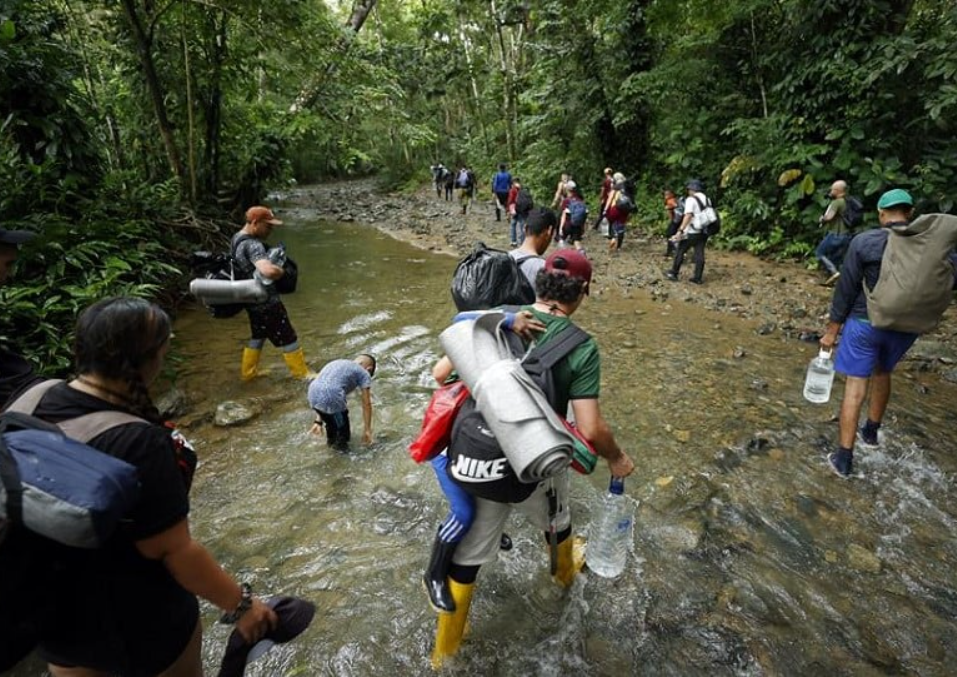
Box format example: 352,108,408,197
819,188,921,477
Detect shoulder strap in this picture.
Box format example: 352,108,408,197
513,253,541,267
231,233,254,256
527,325,590,370
5,379,147,443
691,195,706,210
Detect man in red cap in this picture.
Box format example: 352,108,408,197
232,206,311,379
431,248,635,668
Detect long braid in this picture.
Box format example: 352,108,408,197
123,364,162,424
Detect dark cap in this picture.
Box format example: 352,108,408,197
217,596,315,677
686,179,705,192
0,229,37,246
544,249,592,291
245,206,283,226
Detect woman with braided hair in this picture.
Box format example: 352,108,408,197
17,297,277,676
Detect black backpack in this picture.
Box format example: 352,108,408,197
843,195,864,230
446,323,590,503
515,189,534,217
450,243,536,311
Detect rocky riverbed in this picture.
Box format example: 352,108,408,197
280,179,957,379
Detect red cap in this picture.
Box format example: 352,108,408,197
544,250,592,291
245,206,283,226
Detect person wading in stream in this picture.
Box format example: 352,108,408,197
430,249,635,669
233,206,312,380
307,354,376,449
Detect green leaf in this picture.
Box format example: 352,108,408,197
0,20,15,41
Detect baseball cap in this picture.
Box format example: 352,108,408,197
876,188,913,210
0,229,37,246
544,250,592,292
686,179,705,192
217,596,315,677
245,206,283,226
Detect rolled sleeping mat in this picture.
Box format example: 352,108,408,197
439,312,573,483
189,278,268,305
471,359,572,483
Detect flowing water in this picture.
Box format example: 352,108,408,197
12,207,957,676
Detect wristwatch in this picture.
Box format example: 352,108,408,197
219,582,253,624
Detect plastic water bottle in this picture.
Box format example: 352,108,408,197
254,244,286,286
803,349,835,404
587,476,633,579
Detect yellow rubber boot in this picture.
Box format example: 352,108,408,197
282,347,314,379
553,535,586,587
430,579,474,670
240,347,262,381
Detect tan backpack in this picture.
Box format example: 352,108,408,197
865,214,957,333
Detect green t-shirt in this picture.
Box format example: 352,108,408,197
823,197,847,234
524,306,601,415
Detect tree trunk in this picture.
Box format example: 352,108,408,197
120,0,184,182
182,17,197,204
489,0,515,161
203,10,227,198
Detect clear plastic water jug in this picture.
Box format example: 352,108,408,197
586,476,633,579
803,349,835,404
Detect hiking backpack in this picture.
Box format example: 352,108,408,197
446,323,591,503
616,193,636,214
691,194,721,236
450,243,536,311
842,195,864,231
515,189,534,217
864,214,957,334
567,199,588,229
456,169,472,189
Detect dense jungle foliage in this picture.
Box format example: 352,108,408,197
1,0,955,371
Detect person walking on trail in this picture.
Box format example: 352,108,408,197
559,184,588,252
491,163,512,223
430,249,636,669
593,167,614,230
666,179,710,283
816,180,852,286
603,173,634,252
551,172,572,209
233,206,312,380
819,188,957,477
443,169,455,202
307,354,376,450
9,297,278,677
510,180,535,247
663,189,682,257
509,208,557,286
431,163,449,198
0,227,44,408
455,166,476,215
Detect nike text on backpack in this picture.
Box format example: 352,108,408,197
567,200,588,229
843,195,864,230
864,214,957,334
450,243,536,311
446,322,597,503
691,195,721,236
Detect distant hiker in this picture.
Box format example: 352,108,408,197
455,166,476,215
431,163,449,198
559,183,588,252
307,354,377,450
10,297,278,676
443,168,455,201
510,208,557,286
510,180,535,247
233,206,311,379
0,227,43,408
663,189,681,257
491,164,513,223
429,249,635,668
551,172,572,210
593,167,614,229
820,189,957,477
816,180,852,286
604,173,634,253
666,179,711,283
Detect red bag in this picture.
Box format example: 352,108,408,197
408,381,471,464
562,419,598,475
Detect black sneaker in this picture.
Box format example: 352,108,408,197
857,427,880,449
689,278,703,285
828,450,853,478
665,271,678,282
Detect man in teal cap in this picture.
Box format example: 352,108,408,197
819,188,919,477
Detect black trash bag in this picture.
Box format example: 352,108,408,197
450,242,535,311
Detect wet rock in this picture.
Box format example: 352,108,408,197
795,494,818,517
731,346,746,359
942,369,957,384
747,437,771,453
916,383,930,395
846,543,882,574
768,448,785,461
156,387,188,419
798,330,821,343
755,323,776,336
740,285,753,295
749,379,769,391
214,400,259,427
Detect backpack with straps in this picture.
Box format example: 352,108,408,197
691,194,721,236
446,323,590,503
864,214,957,334
567,199,588,229
515,188,534,217
842,195,864,231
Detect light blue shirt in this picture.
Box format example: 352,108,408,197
307,360,372,413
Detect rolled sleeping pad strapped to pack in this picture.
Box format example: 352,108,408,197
189,278,268,305
439,312,574,484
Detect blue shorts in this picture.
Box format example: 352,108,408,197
835,317,918,378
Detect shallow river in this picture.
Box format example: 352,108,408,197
13,208,957,676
